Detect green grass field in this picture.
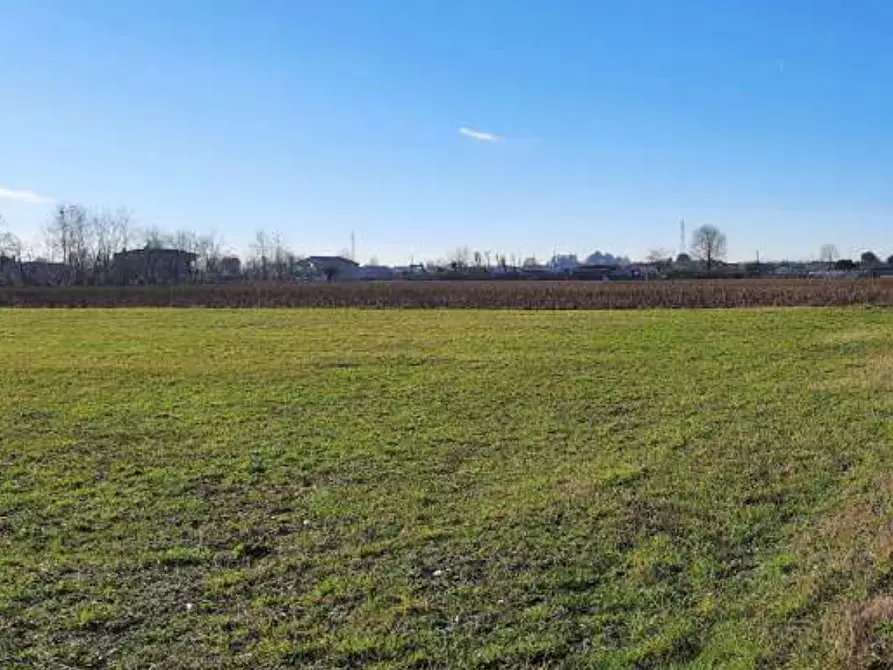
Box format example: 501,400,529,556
3,308,893,669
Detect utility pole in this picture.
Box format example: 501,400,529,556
679,218,686,257
350,231,356,262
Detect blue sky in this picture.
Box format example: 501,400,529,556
3,0,893,263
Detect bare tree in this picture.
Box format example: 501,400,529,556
112,208,134,251
44,205,73,265
861,250,881,268
92,211,116,281
44,204,93,283
250,230,272,280
171,229,198,254
448,246,472,270
269,232,292,280
143,226,172,249
87,207,135,282
70,205,96,283
820,244,839,268
0,213,22,258
691,225,727,271
646,248,673,265
195,232,224,278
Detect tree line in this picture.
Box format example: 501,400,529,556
2,208,891,286
650,226,891,271
0,205,306,284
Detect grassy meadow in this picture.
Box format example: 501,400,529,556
3,308,893,668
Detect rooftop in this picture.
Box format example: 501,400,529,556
114,248,198,260
306,256,359,266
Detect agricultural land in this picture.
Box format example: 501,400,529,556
4,278,893,309
3,308,893,668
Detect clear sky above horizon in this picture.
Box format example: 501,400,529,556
3,0,893,263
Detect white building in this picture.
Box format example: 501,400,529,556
548,254,580,273
585,251,631,266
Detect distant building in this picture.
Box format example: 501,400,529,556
629,263,660,278
218,256,242,279
302,256,361,281
394,264,426,277
0,256,19,286
869,265,893,279
112,248,197,285
521,258,546,272
572,264,615,280
19,260,70,286
548,254,579,274
771,263,807,277
359,265,396,280
585,251,631,266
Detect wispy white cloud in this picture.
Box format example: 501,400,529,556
0,186,54,205
459,126,501,143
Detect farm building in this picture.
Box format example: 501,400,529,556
112,248,197,285
0,256,20,285
20,261,71,286
302,256,361,281
1,259,74,286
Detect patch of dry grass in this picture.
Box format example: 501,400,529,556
812,349,893,392
841,596,893,669
823,330,890,345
